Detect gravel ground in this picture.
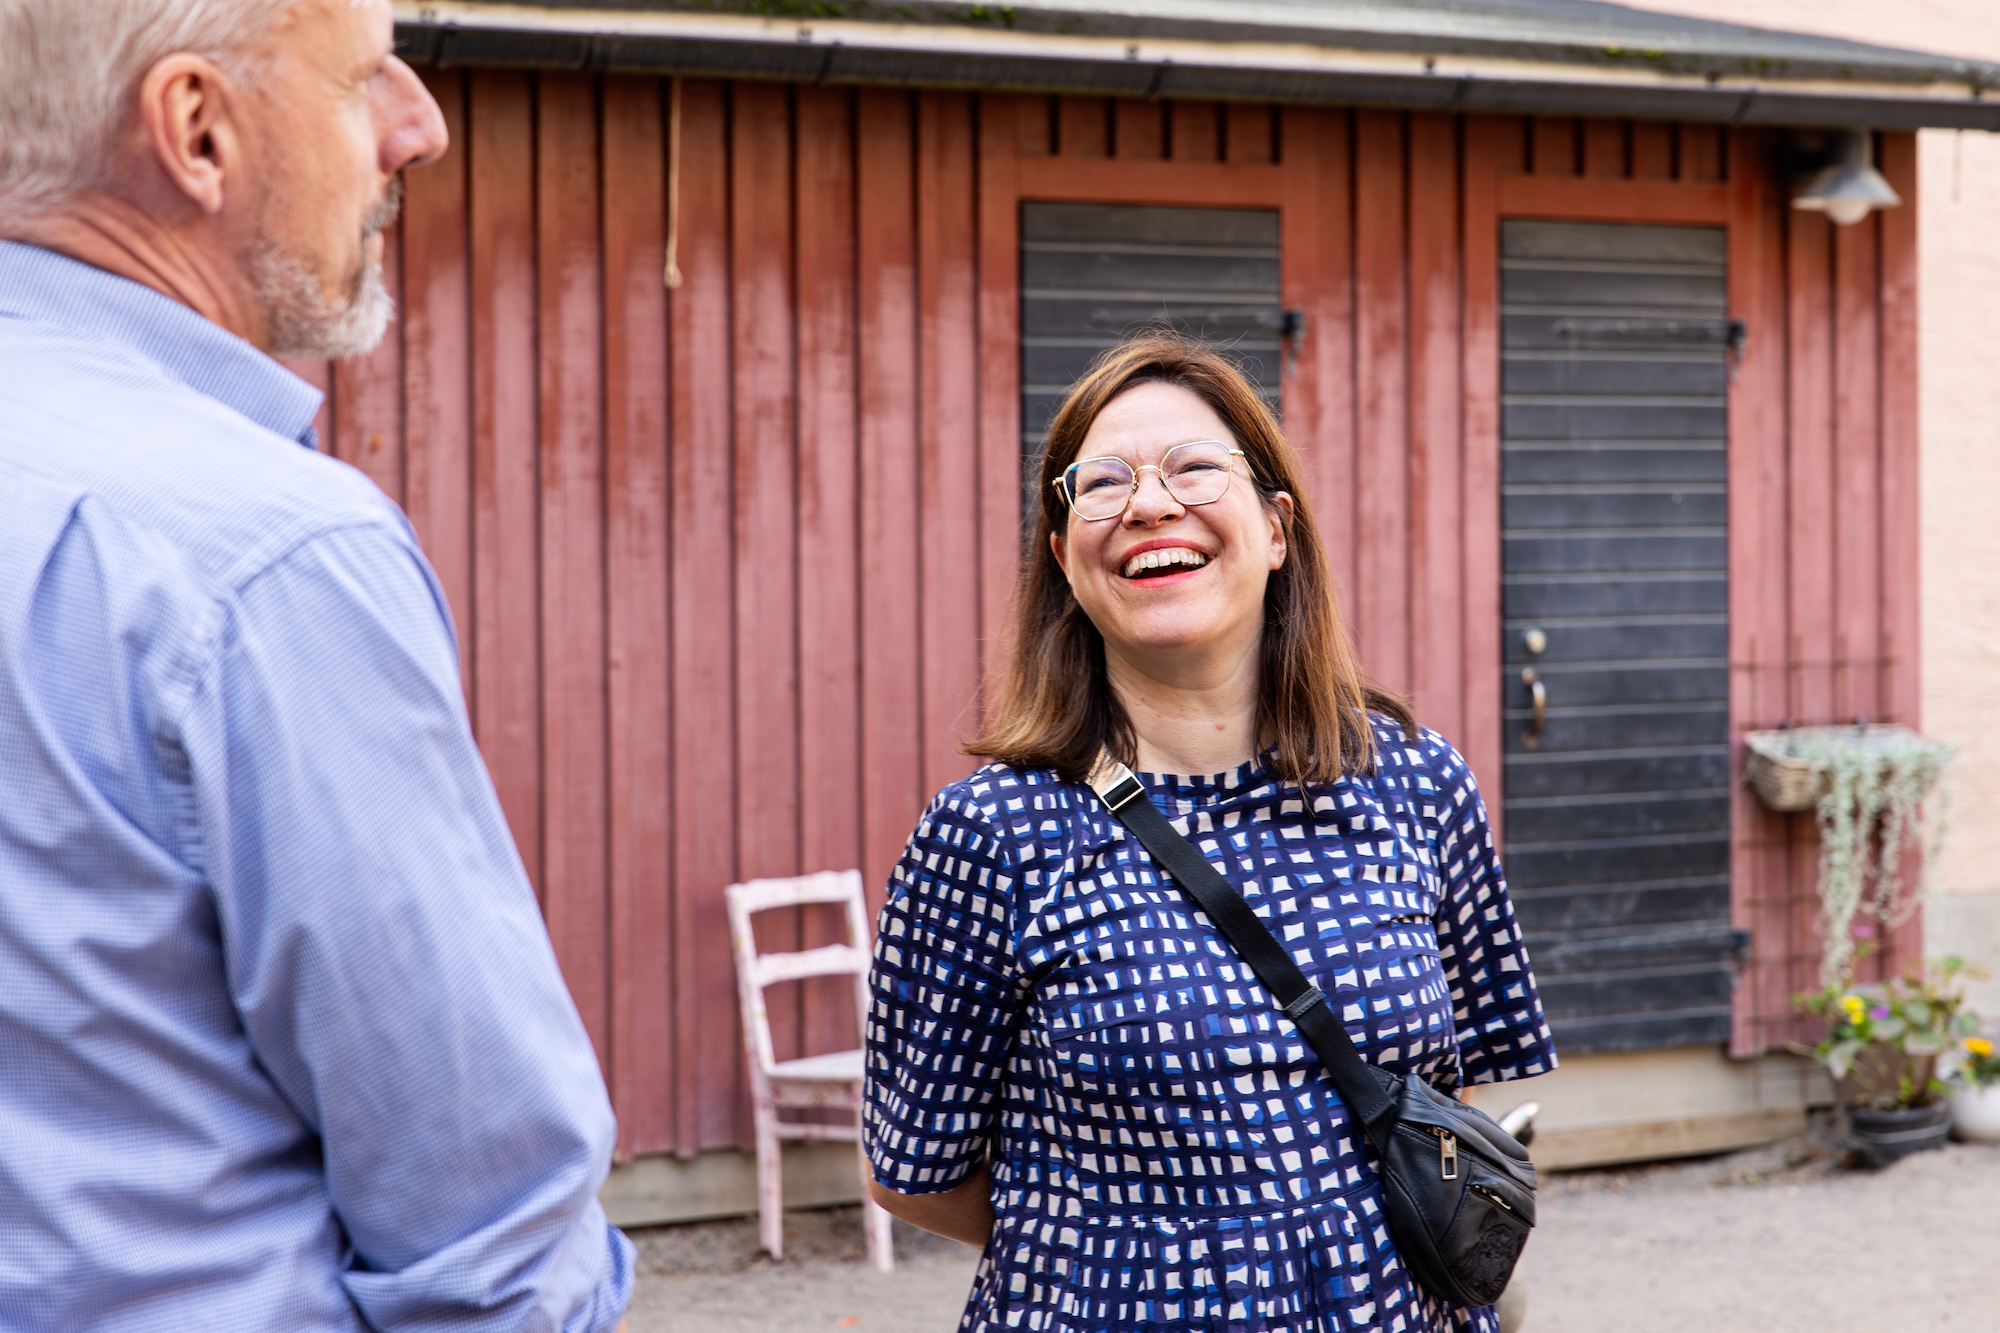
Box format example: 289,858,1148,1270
624,1208,979,1333
625,1124,2000,1333
1518,1128,1999,1333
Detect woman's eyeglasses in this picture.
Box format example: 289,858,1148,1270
1053,440,1246,522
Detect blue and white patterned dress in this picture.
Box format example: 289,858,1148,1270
864,718,1557,1333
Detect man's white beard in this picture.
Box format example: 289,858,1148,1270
250,182,400,361
253,247,392,360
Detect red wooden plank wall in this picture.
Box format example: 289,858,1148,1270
1724,130,1925,1057
300,72,1919,1159
301,72,991,1159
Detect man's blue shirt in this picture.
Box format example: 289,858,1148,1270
0,240,634,1330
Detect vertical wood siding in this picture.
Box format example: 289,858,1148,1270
303,74,1919,1155
1724,131,1925,1056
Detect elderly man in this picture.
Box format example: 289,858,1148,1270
0,2,632,1329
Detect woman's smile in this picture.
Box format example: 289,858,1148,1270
1116,539,1213,582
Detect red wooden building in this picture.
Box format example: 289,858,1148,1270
302,0,1999,1216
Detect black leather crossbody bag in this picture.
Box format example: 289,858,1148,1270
1087,756,1538,1310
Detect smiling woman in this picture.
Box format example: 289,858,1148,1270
861,334,1559,1333
982,334,1408,785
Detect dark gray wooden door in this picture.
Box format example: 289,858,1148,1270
1499,220,1744,1054
1020,202,1283,486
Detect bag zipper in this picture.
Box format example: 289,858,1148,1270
1421,1125,1459,1181
1471,1183,1517,1214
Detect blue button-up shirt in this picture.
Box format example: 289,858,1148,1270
0,241,634,1330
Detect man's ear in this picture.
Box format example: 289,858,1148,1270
134,54,244,216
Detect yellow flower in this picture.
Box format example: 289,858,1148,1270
1841,995,1866,1019
1967,1037,1994,1058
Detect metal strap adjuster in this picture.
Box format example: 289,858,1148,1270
1088,755,1146,811
1283,986,1327,1020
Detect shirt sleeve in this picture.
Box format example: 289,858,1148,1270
863,790,1023,1196
1419,733,1559,1086
175,520,633,1333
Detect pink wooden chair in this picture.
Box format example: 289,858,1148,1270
725,869,893,1271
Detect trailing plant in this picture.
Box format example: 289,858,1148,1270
1759,725,1954,990
1797,956,1982,1110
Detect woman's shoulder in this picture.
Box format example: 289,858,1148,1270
895,763,1123,921
1365,713,1462,767
926,758,1082,810
1363,714,1481,799
915,761,1102,850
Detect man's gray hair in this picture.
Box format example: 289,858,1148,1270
0,0,298,220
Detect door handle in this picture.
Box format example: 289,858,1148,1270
1521,667,1546,749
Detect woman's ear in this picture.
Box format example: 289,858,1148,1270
1051,529,1072,584
1265,492,1293,571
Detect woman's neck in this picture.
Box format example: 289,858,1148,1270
1105,644,1262,778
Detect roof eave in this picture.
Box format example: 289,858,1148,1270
392,5,2000,131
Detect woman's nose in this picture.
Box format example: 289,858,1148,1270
1122,466,1184,524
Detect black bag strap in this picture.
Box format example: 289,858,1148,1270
1087,756,1399,1133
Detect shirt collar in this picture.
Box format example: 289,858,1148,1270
0,240,324,449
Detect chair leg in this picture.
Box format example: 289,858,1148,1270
753,1096,784,1261
857,1139,893,1272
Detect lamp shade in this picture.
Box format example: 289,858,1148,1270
1794,130,1902,226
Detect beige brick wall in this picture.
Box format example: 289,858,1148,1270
1634,2,2000,1006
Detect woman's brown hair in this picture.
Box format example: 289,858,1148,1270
968,333,1414,788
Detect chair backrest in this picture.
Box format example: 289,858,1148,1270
724,870,872,1079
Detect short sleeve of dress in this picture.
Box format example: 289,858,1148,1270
1417,733,1559,1086
863,788,1023,1195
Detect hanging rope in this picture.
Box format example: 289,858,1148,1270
664,77,684,290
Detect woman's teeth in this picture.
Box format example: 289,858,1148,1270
1122,548,1211,578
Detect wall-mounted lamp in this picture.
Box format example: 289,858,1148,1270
1792,129,1902,227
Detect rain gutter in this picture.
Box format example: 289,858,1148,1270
391,2,2000,130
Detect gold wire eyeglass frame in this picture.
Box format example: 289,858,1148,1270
1052,441,1248,522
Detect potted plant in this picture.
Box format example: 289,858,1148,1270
1797,956,1981,1168
1951,1034,2000,1143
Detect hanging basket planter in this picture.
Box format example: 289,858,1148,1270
1743,725,1945,813
1743,729,1832,812
1744,724,1955,991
